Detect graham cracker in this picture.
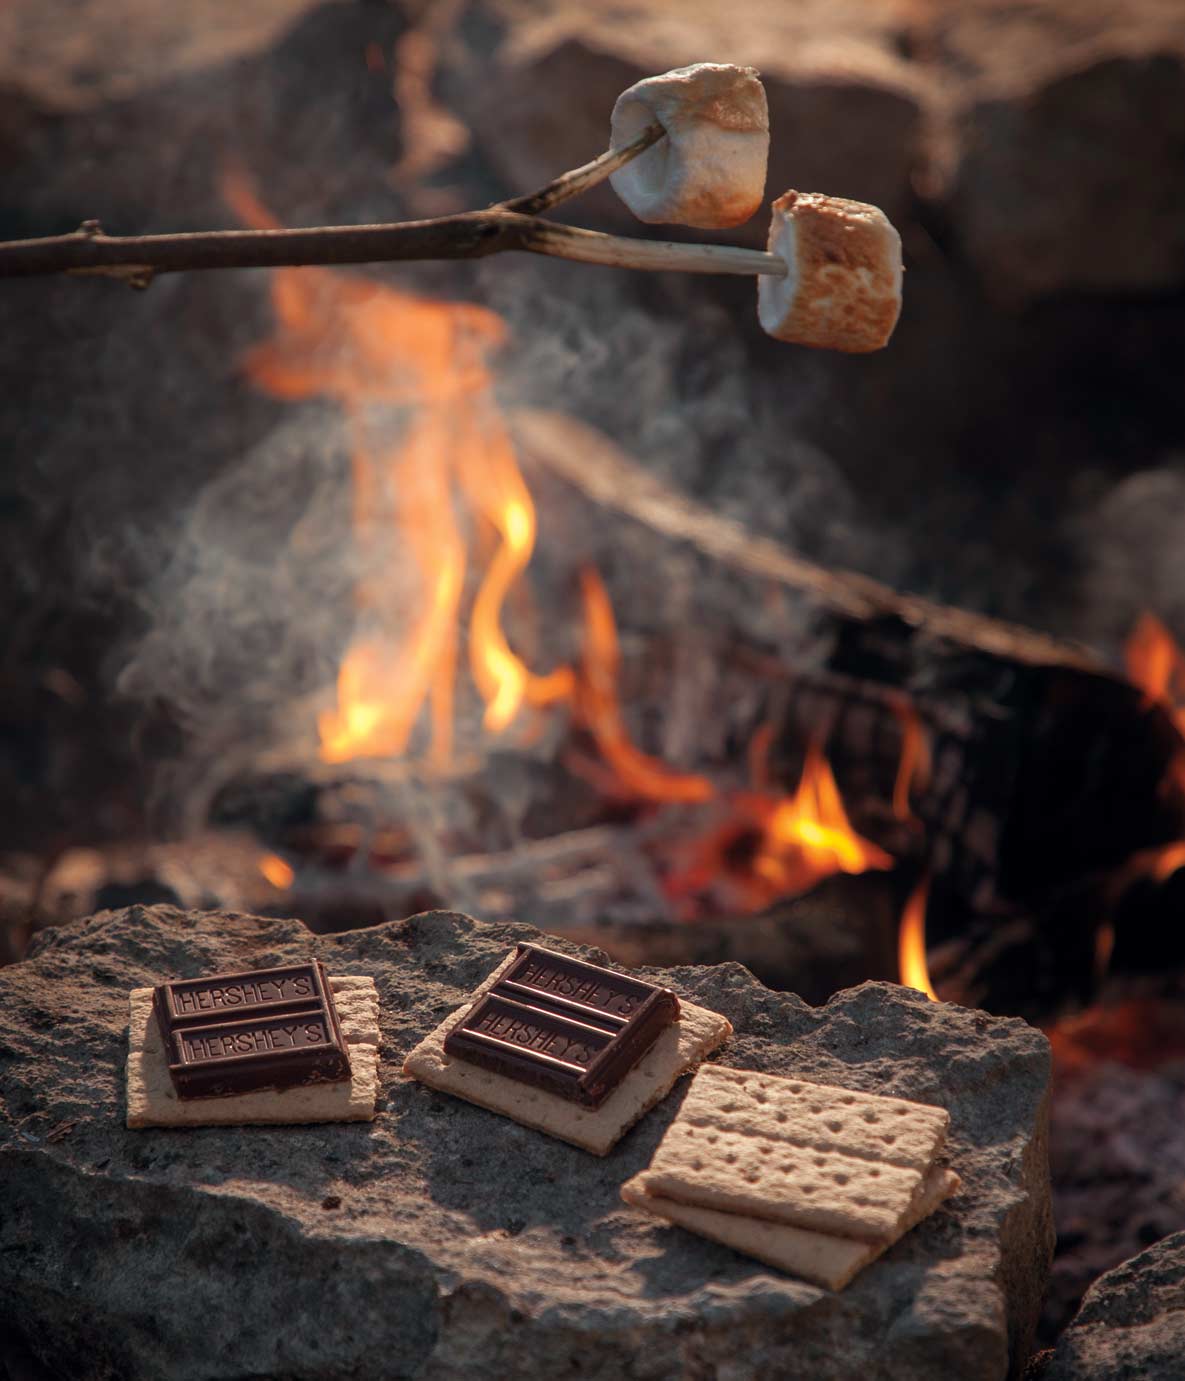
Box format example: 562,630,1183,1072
630,1065,950,1242
621,1164,961,1290
401,950,732,1156
675,1064,949,1171
126,975,380,1128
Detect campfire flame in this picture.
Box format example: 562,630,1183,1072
223,169,575,767
574,568,713,804
1125,612,1185,725
752,742,893,896
892,704,929,823
226,171,913,921
897,873,936,999
1121,613,1185,895
661,736,896,917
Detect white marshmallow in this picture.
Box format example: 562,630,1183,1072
757,191,903,353
609,64,769,229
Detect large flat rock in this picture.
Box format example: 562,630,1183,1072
0,905,1051,1379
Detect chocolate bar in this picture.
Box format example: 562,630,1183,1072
442,944,680,1108
152,961,351,1100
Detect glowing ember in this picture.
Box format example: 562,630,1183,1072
259,853,295,889
1146,839,1185,882
897,873,936,999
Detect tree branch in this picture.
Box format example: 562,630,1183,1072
0,125,786,287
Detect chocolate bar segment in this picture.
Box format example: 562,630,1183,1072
155,963,327,1022
443,944,679,1108
153,961,351,1100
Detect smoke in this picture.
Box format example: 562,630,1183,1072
480,255,904,582
1071,459,1185,657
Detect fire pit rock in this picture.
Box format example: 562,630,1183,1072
1029,1230,1185,1381
0,904,1053,1380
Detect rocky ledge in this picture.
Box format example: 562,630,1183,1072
0,906,1052,1380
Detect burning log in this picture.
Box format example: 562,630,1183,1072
513,409,1185,1001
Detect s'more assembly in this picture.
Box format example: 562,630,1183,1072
130,933,957,1294
122,61,936,1296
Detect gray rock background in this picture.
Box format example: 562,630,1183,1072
1029,1230,1185,1380
0,905,1052,1379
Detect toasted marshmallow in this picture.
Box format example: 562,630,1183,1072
758,191,903,353
609,64,769,229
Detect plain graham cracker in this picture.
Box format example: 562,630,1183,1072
622,1163,960,1291
622,1064,960,1288
126,975,380,1128
402,950,733,1156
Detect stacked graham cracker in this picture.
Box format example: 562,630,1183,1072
622,1064,960,1289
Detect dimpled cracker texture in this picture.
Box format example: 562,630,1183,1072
126,975,380,1127
624,1064,955,1257
402,949,732,1155
622,1164,961,1292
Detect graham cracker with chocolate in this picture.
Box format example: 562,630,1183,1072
126,975,380,1127
402,948,732,1156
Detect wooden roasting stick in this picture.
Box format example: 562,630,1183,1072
0,62,902,353
0,123,782,286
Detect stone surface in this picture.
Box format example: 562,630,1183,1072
1029,1231,1185,1380
949,46,1185,301
0,905,1052,1380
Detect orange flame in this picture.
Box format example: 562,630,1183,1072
259,853,295,889
1047,999,1185,1076
460,414,575,732
1146,839,1185,882
752,742,894,897
897,873,936,998
892,703,930,823
663,733,896,916
224,169,572,766
1121,613,1185,888
1125,612,1185,717
574,568,713,803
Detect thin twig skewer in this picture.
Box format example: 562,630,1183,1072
0,125,786,287
498,122,665,215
